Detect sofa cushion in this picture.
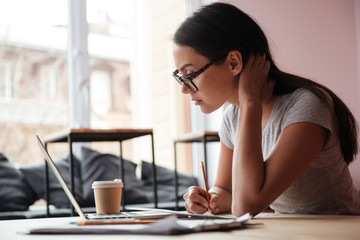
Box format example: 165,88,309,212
0,153,37,211
20,155,84,208
141,160,198,202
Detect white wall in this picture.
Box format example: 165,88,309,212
221,0,360,189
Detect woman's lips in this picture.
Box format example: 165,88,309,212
191,98,202,105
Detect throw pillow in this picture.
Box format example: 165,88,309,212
20,155,84,208
0,153,37,211
141,160,198,202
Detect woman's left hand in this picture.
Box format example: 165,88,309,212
238,54,270,104
208,186,232,214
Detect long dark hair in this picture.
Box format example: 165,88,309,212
174,2,358,164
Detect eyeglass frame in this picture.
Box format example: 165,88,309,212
172,62,212,92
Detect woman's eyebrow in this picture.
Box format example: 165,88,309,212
180,63,194,72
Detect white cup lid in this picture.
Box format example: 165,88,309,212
92,179,123,188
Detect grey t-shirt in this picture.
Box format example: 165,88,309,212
219,88,360,215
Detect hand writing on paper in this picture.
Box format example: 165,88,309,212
183,186,232,214
183,186,209,214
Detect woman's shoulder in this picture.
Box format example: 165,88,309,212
276,87,334,131
285,88,320,100
223,103,239,117
280,88,330,109
221,104,240,130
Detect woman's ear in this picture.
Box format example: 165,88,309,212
227,51,243,76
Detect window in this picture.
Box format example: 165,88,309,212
0,0,68,165
0,62,15,99
90,70,112,115
0,0,191,172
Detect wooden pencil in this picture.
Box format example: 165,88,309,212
201,161,211,211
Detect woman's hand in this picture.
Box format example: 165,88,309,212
183,186,209,214
208,186,232,214
238,54,270,104
183,186,232,214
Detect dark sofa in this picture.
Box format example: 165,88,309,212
0,148,198,219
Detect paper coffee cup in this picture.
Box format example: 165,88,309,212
92,179,123,214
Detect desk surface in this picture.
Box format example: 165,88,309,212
1,213,359,240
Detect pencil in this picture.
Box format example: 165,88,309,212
201,161,211,211
76,220,157,225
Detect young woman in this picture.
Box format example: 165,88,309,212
172,2,360,216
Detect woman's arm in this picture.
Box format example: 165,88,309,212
208,141,234,214
231,55,327,217
232,121,327,216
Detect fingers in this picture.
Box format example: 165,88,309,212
209,194,220,214
248,53,269,71
245,53,270,86
264,58,270,72
259,54,270,72
183,186,209,214
238,53,271,103
245,54,255,68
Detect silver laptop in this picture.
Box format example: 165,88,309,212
35,134,172,221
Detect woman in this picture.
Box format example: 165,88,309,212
172,2,360,216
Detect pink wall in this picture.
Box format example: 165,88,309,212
221,0,360,189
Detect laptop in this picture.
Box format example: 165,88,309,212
35,134,173,221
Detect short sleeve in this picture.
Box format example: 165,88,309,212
219,105,239,150
281,89,333,147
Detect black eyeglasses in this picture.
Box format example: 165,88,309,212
172,62,212,92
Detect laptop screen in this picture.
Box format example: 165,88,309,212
35,134,87,220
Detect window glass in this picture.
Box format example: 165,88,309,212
87,0,190,170
0,0,68,166
0,0,190,173
87,0,132,130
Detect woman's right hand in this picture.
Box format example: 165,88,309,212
183,186,210,214
183,186,232,214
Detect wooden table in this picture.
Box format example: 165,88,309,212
1,213,359,239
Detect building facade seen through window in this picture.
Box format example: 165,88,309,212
0,0,191,173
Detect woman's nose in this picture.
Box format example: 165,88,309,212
181,83,193,94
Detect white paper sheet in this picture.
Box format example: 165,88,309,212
28,213,251,235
